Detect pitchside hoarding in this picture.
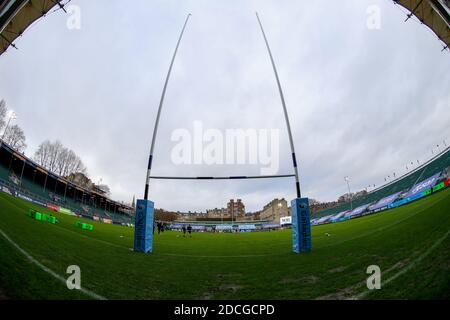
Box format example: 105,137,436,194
216,225,233,230
388,191,426,209
16,193,32,202
59,207,75,216
280,216,292,226
432,181,445,192
0,185,13,196
47,203,60,212
238,224,256,230
31,199,47,207
262,223,280,229
102,218,113,224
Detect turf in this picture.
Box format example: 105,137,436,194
0,188,449,300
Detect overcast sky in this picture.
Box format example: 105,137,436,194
0,0,449,212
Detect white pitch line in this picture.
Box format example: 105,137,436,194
52,222,288,258
353,229,450,300
0,228,107,300
319,193,449,249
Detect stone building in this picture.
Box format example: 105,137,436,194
259,198,289,223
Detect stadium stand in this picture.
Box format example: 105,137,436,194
344,204,370,219
1,133,449,229
330,210,349,223
314,147,450,218
0,140,134,224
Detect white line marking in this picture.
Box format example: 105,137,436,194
51,222,289,258
0,228,107,300
1,191,447,260
353,229,450,300
320,193,449,249
56,194,443,258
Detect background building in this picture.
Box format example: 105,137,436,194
259,198,290,223
206,208,229,219
227,199,245,220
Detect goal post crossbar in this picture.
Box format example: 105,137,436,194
149,174,296,180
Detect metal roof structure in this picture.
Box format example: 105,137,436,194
1,1,448,56
0,0,67,55
393,0,450,50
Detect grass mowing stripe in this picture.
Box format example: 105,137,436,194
0,194,289,259
0,188,449,299
41,192,449,258
0,194,132,250
319,192,450,249
56,226,288,258
1,190,447,258
41,216,290,258
315,224,450,300
353,229,450,300
0,227,107,301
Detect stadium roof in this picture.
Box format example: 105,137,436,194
393,0,450,50
1,1,448,55
0,0,67,56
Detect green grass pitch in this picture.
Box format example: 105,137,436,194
0,189,449,300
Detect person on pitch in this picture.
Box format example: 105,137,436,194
157,222,162,235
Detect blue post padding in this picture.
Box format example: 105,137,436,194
134,199,154,253
291,198,312,253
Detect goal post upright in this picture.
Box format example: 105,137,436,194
255,12,311,253
144,13,192,201
135,14,192,254
134,13,311,254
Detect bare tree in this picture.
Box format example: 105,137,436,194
49,140,64,173
3,124,27,152
55,146,69,176
56,148,86,176
66,172,93,189
33,140,86,176
33,140,112,195
33,140,62,172
95,184,111,197
33,140,52,167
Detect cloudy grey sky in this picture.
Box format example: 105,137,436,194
0,0,449,212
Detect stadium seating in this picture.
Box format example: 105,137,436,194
238,224,256,231
0,168,133,224
216,225,233,231
330,211,349,223
314,148,450,218
2,142,448,228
